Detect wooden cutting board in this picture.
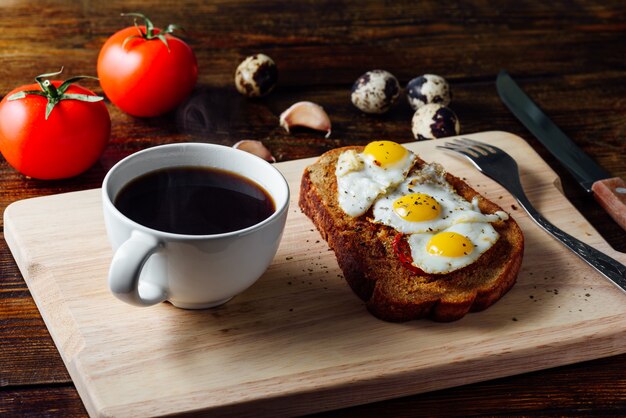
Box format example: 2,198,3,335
5,131,626,417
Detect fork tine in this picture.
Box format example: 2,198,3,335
435,144,477,159
438,140,483,158
437,142,463,152
453,138,492,155
436,138,483,155
439,140,474,152
458,137,501,154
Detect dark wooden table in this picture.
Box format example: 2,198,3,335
1,1,625,416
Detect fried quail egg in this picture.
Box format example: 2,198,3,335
336,140,416,217
372,163,508,234
369,161,508,274
406,222,500,274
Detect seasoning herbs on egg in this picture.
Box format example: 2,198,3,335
334,141,510,275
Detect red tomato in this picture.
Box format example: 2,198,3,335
0,81,111,180
97,20,198,117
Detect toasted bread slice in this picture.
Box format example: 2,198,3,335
299,145,524,322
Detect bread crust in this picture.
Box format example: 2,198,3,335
299,146,524,322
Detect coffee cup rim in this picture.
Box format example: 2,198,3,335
102,142,290,240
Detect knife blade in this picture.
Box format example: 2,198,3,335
496,70,626,230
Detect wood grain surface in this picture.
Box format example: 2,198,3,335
4,132,626,417
1,0,626,416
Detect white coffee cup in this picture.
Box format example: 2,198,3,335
102,142,289,309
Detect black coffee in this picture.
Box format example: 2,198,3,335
114,166,275,235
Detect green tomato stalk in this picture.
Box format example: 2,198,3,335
7,68,103,120
121,12,185,52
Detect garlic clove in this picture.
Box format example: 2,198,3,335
279,101,331,138
233,140,276,162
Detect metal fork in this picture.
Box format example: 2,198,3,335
437,137,626,291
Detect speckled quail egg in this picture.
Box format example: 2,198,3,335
235,54,278,97
351,70,400,114
406,74,451,110
411,103,460,140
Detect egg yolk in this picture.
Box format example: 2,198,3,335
393,193,441,222
363,140,408,167
427,232,474,257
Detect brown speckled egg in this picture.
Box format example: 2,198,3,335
351,70,400,114
411,103,460,140
406,74,451,110
235,54,278,97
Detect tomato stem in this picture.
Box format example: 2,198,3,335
42,80,59,99
120,12,185,52
7,68,104,120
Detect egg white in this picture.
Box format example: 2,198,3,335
407,222,500,274
372,164,508,234
336,148,416,217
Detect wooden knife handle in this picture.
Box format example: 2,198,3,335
591,177,626,231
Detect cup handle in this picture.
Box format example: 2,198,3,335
108,230,168,307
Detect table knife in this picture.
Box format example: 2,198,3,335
496,70,626,230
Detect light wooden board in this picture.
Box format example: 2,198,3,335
4,131,626,417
